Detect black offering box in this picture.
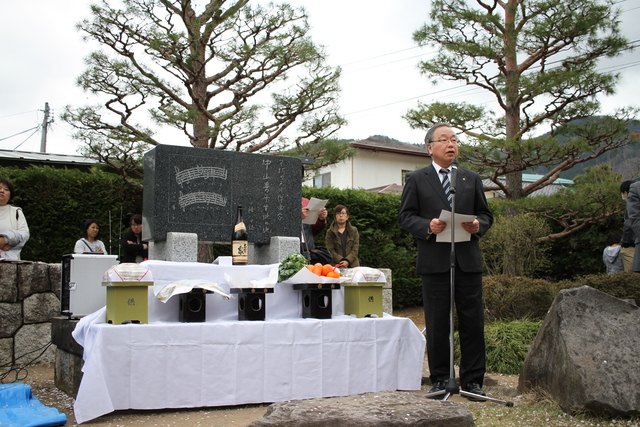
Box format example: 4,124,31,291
179,288,207,322
230,287,274,321
293,283,341,319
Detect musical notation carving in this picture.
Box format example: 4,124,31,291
174,166,228,185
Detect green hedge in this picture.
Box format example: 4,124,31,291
1,166,143,263
4,165,633,311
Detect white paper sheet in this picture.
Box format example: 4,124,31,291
154,280,232,303
302,197,328,224
435,209,477,243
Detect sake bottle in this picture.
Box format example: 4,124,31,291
232,205,248,265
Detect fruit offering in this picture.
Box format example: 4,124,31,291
306,263,340,278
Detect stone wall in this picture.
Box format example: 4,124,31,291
0,262,60,366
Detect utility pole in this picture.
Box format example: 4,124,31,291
40,102,53,153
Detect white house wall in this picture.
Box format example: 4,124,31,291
305,149,430,189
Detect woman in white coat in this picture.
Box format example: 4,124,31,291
0,178,30,260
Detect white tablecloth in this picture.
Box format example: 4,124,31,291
71,261,425,423
72,312,425,423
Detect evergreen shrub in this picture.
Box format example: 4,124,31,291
483,275,559,322
557,271,640,303
485,320,542,375
453,319,542,375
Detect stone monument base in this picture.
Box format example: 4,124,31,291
149,232,199,262
250,236,300,265
149,233,299,265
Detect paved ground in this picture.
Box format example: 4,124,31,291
10,307,519,426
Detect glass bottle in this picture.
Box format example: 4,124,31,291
232,205,248,265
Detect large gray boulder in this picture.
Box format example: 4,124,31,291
247,390,475,427
519,286,640,417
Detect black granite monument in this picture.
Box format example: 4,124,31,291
142,145,302,244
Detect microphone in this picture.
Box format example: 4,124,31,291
450,159,458,193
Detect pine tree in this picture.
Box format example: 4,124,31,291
405,0,638,200
62,0,345,187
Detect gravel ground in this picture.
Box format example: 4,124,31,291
5,307,640,426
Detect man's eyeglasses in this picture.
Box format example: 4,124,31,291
431,138,459,145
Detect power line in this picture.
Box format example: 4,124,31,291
344,84,467,116
12,127,41,151
340,45,424,67
0,110,38,120
336,3,639,77
0,126,40,142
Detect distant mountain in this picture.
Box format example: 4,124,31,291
528,118,640,180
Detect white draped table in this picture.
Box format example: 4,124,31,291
71,261,426,424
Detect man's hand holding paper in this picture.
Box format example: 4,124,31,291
302,197,328,224
434,209,478,243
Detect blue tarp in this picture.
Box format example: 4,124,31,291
0,383,67,427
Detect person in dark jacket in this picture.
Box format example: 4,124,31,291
325,204,360,268
620,180,636,271
399,123,493,400
301,197,328,264
120,214,148,263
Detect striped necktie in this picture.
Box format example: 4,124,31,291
440,168,452,206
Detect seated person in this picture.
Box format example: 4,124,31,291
0,178,30,260
120,214,148,263
301,197,328,264
325,204,360,268
74,219,107,254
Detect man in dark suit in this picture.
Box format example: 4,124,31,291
626,180,640,272
399,123,493,400
620,180,637,271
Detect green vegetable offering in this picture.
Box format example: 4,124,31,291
278,253,309,282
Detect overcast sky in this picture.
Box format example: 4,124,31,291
1,0,639,156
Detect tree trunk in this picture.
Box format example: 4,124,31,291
503,0,524,201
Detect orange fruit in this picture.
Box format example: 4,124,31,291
321,264,333,276
312,263,323,276
306,265,314,271
326,271,340,279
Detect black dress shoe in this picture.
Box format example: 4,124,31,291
426,380,446,399
462,382,486,402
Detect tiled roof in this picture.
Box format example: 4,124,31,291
0,149,94,166
482,175,574,198
366,175,573,197
366,184,404,194
351,139,430,157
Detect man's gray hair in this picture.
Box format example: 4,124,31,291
424,122,452,147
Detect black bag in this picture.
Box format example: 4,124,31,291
310,247,333,265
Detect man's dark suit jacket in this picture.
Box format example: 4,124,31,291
399,164,493,275
627,181,640,272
